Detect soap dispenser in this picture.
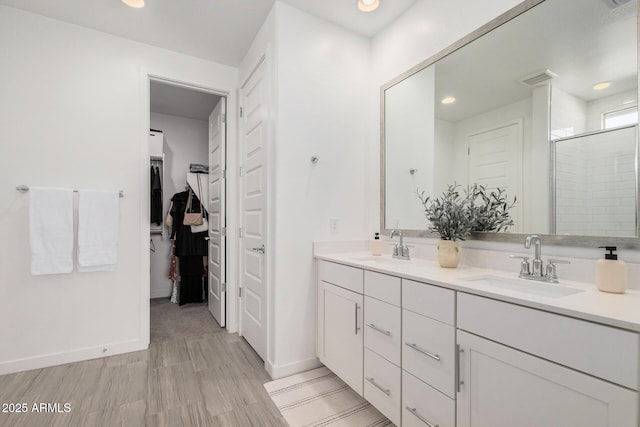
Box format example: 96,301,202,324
596,246,627,294
371,233,382,256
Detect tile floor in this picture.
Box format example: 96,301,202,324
0,299,286,427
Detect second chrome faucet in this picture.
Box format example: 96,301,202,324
525,235,543,276
390,230,410,260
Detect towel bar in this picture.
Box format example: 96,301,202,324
16,185,125,198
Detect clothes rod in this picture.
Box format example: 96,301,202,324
16,185,125,198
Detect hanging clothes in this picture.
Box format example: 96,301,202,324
169,244,179,304
169,190,208,305
169,190,208,257
179,256,204,305
189,163,209,174
150,166,163,225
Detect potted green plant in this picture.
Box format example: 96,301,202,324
416,184,475,268
468,183,517,232
417,183,516,268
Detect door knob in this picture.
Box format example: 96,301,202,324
251,245,265,254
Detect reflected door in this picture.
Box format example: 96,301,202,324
467,120,523,232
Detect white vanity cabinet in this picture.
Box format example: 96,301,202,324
363,271,402,425
316,257,640,426
456,330,637,427
457,293,639,427
402,279,456,427
317,261,364,395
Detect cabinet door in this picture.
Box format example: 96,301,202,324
319,281,364,396
457,330,638,427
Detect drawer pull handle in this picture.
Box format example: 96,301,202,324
355,304,361,335
405,342,440,361
366,377,390,396
456,345,464,393
406,406,439,427
366,323,391,336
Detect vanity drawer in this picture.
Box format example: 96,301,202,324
403,309,456,398
365,270,401,306
364,296,401,366
402,279,455,325
364,348,401,426
403,370,455,427
318,261,363,294
458,293,640,390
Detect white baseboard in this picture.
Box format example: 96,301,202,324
150,291,172,299
265,356,322,380
0,339,148,376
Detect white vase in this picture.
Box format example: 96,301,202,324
437,240,460,268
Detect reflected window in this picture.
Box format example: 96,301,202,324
603,106,638,129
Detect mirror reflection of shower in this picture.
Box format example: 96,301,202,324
552,125,638,238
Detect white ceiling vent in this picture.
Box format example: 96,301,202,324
604,0,632,8
519,69,558,87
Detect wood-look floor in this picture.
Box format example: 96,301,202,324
0,299,287,427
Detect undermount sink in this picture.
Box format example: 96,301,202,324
463,275,584,298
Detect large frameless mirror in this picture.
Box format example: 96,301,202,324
381,0,639,246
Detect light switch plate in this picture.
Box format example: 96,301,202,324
329,218,338,234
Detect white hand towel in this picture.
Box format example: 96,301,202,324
78,190,120,272
29,187,74,275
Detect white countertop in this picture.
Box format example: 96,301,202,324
315,252,640,332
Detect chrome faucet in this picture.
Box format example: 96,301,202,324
510,235,570,283
524,235,543,276
390,230,410,260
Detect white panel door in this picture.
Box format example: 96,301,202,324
467,120,523,231
457,330,638,427
208,98,226,327
239,60,268,359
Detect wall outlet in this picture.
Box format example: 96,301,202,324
329,218,339,234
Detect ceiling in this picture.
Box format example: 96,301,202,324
150,80,221,121
0,0,418,66
431,0,637,123
282,0,418,37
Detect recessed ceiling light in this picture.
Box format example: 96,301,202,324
121,0,145,8
358,0,380,12
593,82,611,91
441,96,456,105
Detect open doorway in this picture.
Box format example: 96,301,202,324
148,79,227,337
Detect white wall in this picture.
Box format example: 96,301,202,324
266,2,371,378
385,66,435,230
149,113,209,298
550,85,587,139
434,119,455,195
0,6,237,374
